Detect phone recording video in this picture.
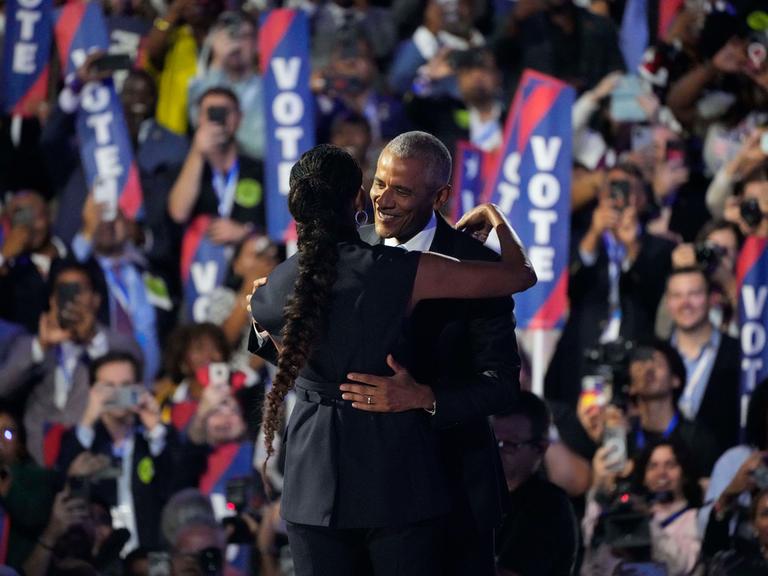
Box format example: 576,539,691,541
11,206,35,229
56,282,82,329
207,106,229,125
609,180,631,209
665,140,686,165
105,386,141,409
90,53,133,74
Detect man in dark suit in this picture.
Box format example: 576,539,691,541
57,350,176,552
0,262,142,464
41,68,188,278
545,164,675,407
0,190,68,334
341,131,520,576
666,266,741,458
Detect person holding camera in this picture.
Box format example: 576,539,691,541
707,487,768,575
700,376,768,560
389,0,485,98
314,33,410,153
732,169,768,238
168,87,266,246
0,262,142,465
188,11,265,162
545,165,675,406
493,0,624,98
665,220,742,338
0,190,69,335
582,439,703,576
55,351,177,553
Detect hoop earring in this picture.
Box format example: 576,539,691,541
355,210,369,226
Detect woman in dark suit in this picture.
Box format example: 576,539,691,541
249,144,535,575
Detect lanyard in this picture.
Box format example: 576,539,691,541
678,340,717,420
212,159,239,218
104,263,132,315
635,412,679,451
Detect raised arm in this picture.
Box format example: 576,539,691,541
410,204,536,306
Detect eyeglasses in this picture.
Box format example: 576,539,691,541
497,438,537,453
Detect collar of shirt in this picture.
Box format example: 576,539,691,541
172,380,190,403
29,237,68,278
137,118,155,146
469,104,503,151
383,212,437,252
671,324,721,363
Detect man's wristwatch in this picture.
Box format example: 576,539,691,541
424,401,437,416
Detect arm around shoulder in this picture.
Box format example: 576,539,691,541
412,204,536,305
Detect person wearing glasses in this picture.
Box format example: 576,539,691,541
492,391,578,576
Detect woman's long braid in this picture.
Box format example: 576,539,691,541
261,145,361,479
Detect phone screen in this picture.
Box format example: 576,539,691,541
57,282,82,328
603,425,627,473
207,106,228,125
91,53,132,73
665,141,686,164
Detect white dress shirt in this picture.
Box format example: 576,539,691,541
383,213,437,253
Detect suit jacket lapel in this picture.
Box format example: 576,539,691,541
429,212,454,255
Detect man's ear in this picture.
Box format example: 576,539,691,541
433,184,451,210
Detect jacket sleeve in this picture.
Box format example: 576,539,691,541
431,295,520,428
0,335,42,399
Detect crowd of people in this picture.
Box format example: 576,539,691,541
1,0,768,574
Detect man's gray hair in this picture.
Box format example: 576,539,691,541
384,131,452,190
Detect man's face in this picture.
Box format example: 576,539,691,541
8,192,50,252
92,212,130,257
629,351,677,401
457,65,498,109
666,272,709,332
328,41,375,92
95,360,138,420
370,150,445,242
493,414,543,488
330,122,371,167
744,180,768,216
121,74,155,141
198,94,241,141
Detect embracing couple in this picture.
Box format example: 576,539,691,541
248,131,535,575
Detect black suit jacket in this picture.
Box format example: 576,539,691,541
691,334,741,458
359,214,520,531
56,422,178,549
545,232,675,406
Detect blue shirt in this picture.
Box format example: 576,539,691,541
673,326,721,421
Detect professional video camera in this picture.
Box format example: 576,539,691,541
582,339,636,408
694,242,728,275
